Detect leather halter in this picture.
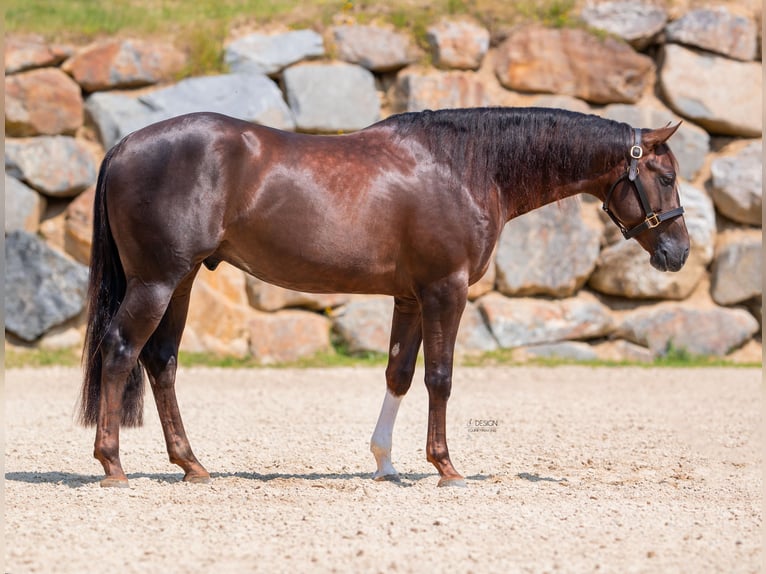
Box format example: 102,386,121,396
602,129,685,240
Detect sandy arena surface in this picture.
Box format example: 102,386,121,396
3,366,763,573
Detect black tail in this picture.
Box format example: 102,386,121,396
79,144,145,428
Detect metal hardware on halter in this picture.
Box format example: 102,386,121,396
602,128,685,240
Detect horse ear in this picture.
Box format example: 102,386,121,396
643,122,682,150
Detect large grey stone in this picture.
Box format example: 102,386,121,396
478,291,614,349
665,7,758,61
332,25,417,72
589,183,715,299
5,230,90,342
710,140,762,226
581,1,668,50
659,44,762,137
601,104,709,181
5,136,98,198
5,174,44,233
86,74,295,149
283,63,380,133
711,233,762,306
224,30,324,75
456,302,498,354
495,198,602,297
617,303,759,357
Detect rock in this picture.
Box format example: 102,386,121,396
659,44,762,137
86,74,295,149
224,30,324,75
5,174,44,233
617,303,759,357
580,1,667,50
530,94,591,114
283,62,380,133
710,140,762,226
426,19,490,70
495,198,603,297
5,230,89,342
391,67,490,112
5,35,73,74
332,25,417,72
665,7,758,61
64,185,95,265
183,266,257,358
5,68,83,137
478,291,614,348
601,103,709,181
589,183,716,299
593,340,654,363
711,232,762,306
494,27,654,104
332,297,392,355
248,310,332,364
245,276,350,312
456,302,498,354
516,341,598,362
5,136,98,198
62,38,187,91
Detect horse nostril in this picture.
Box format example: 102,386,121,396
682,246,690,263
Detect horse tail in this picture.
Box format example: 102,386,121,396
79,143,145,428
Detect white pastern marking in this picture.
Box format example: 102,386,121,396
370,390,402,480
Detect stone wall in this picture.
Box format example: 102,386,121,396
5,2,763,363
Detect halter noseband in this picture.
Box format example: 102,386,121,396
602,128,685,240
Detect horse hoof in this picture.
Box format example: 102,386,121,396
100,477,129,488
372,473,401,483
437,477,467,488
184,473,211,484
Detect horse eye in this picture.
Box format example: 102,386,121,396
659,174,675,187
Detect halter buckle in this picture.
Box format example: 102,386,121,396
645,213,661,229
630,145,643,159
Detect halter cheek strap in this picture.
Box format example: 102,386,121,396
602,128,685,240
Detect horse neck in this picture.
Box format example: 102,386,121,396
490,124,629,221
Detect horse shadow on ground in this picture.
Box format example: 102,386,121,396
5,470,494,489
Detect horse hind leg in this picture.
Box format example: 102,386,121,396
370,297,422,481
140,270,210,484
95,280,174,487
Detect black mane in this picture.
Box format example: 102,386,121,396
384,107,633,205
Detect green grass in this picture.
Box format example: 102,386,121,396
5,344,759,370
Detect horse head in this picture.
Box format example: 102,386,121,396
602,123,690,272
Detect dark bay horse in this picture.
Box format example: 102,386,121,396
79,107,689,487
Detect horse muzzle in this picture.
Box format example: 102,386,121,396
650,239,690,272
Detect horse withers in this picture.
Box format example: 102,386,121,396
79,107,689,488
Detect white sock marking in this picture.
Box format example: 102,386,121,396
370,390,402,480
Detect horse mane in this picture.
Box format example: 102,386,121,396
384,107,633,207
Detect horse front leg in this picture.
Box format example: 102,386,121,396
420,275,468,487
371,297,422,481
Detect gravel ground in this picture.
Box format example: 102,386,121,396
4,366,762,573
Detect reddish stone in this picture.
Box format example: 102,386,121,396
5,35,73,74
62,38,187,91
5,68,83,136
495,27,653,104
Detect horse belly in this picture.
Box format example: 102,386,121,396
220,208,402,295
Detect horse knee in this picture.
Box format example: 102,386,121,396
386,362,415,396
424,368,452,399
101,329,139,374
